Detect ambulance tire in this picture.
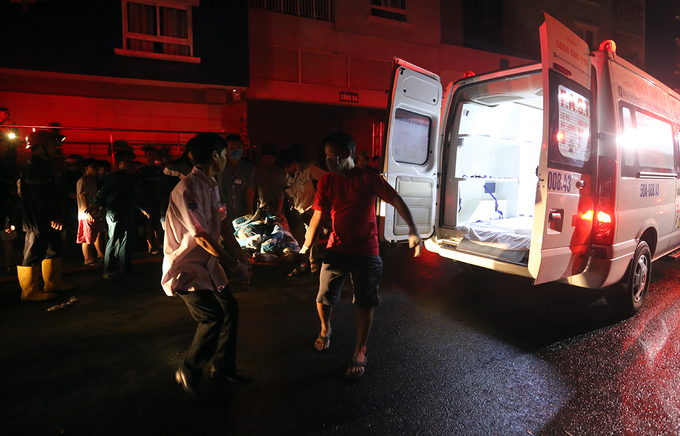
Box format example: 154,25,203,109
607,240,651,317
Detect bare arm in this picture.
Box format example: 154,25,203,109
220,218,250,264
300,208,325,255
387,194,422,257
195,231,240,269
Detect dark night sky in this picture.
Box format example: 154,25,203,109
646,1,680,89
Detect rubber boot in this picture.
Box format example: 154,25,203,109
17,265,57,301
42,258,76,293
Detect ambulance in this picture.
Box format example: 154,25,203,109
381,13,680,315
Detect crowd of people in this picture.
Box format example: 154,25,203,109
1,119,423,391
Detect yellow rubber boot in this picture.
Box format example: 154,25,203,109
42,258,76,292
18,265,57,301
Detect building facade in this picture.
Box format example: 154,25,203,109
0,0,248,159
247,0,645,162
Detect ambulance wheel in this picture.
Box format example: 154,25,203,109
607,240,651,316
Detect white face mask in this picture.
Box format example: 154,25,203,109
326,156,344,173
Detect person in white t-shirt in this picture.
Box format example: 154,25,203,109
162,133,252,396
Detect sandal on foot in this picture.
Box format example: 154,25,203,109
314,331,331,351
288,263,308,277
345,357,367,380
310,263,320,274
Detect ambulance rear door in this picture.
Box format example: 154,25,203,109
529,13,596,284
381,58,441,242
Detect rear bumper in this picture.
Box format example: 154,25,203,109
425,237,634,288
425,237,532,278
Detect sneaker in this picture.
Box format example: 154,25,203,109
175,366,201,396
102,271,119,280
210,366,252,384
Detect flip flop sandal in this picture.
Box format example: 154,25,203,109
345,357,367,380
288,263,308,277
314,331,331,351
310,263,320,274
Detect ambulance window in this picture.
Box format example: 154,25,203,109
549,83,591,169
619,104,674,176
635,112,674,173
621,107,634,171
391,109,431,165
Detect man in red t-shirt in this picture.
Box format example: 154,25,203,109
300,131,421,380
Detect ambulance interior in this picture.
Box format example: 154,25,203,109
441,72,543,264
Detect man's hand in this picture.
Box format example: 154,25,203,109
409,233,422,258
50,220,63,231
87,214,95,224
230,261,250,284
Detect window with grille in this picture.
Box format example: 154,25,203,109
248,0,334,22
116,0,200,62
371,0,407,22
574,21,598,51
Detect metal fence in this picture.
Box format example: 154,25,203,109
248,0,333,22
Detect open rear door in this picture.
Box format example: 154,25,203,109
529,13,596,284
381,58,441,242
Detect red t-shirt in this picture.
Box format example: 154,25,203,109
313,167,397,256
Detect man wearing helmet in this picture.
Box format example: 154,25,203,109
16,130,74,301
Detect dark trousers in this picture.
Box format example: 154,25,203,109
22,227,63,266
178,287,240,374
103,212,134,274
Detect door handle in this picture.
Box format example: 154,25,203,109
575,180,585,189
549,210,562,221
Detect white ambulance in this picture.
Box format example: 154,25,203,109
381,13,680,315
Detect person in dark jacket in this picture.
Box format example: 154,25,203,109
16,130,75,301
88,150,149,279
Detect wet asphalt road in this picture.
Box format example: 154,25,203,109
2,244,680,436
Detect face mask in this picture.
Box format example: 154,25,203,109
229,149,244,161
326,156,343,173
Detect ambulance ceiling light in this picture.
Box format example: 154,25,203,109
599,40,617,54
463,71,475,78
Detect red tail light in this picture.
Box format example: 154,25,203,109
594,158,616,245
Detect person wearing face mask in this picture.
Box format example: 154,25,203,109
300,131,422,380
217,135,257,220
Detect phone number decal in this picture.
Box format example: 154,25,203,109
548,171,572,192
640,183,659,198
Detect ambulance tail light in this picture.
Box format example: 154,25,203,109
594,158,616,245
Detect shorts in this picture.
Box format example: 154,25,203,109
316,250,383,308
77,217,103,244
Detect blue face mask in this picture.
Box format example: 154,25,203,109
229,149,244,161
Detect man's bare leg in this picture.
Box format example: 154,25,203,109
315,302,332,349
347,306,373,377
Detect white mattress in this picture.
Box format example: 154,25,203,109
455,216,533,251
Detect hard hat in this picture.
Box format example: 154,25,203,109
26,130,57,149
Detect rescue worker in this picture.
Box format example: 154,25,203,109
16,130,74,301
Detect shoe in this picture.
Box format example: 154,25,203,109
102,271,119,280
175,366,201,396
42,258,76,292
210,366,252,384
310,263,320,274
345,357,367,380
314,330,331,351
17,265,58,301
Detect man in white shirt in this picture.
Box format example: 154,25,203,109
162,133,252,396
